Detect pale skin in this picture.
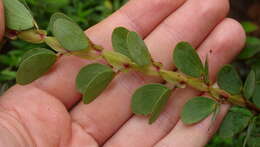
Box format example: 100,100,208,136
0,0,246,146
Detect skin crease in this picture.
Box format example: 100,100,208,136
0,0,246,147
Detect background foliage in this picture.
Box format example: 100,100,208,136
0,0,260,146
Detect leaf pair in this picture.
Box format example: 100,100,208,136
173,42,209,82
3,0,34,31
217,65,259,107
131,84,171,124
76,63,115,104
112,27,152,67
49,13,90,52
16,48,57,85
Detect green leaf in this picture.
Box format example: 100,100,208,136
181,96,217,124
76,63,115,104
112,27,131,58
131,84,171,124
127,31,152,66
48,12,73,32
218,107,253,138
238,37,260,59
3,0,34,30
16,48,57,85
217,65,242,95
241,21,258,33
252,83,260,108
243,70,256,99
173,42,204,78
52,18,89,51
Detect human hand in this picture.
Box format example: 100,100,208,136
0,0,245,146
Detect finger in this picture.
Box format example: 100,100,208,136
154,102,230,147
31,0,186,108
71,0,230,145
0,0,4,40
103,18,245,147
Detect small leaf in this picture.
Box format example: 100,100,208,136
112,27,131,58
159,69,186,85
243,70,256,99
16,48,57,85
173,42,204,78
238,37,260,59
3,0,34,30
218,107,253,138
76,63,115,104
127,31,152,66
241,21,258,33
217,65,242,95
181,96,217,124
18,29,47,44
102,50,135,71
252,83,260,108
44,37,67,53
131,84,171,123
48,12,73,32
52,18,89,51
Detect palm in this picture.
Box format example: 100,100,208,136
0,0,245,146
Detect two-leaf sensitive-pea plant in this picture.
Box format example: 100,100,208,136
2,0,260,146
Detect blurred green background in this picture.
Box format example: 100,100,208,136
0,0,260,146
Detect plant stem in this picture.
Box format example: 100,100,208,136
19,35,260,114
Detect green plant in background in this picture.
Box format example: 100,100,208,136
1,0,260,146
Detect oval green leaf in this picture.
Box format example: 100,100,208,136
181,96,217,124
112,27,131,58
131,84,171,123
217,65,242,95
16,48,57,85
218,107,253,138
3,0,34,30
52,18,89,51
76,63,115,104
244,70,256,99
173,42,204,78
127,31,152,66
